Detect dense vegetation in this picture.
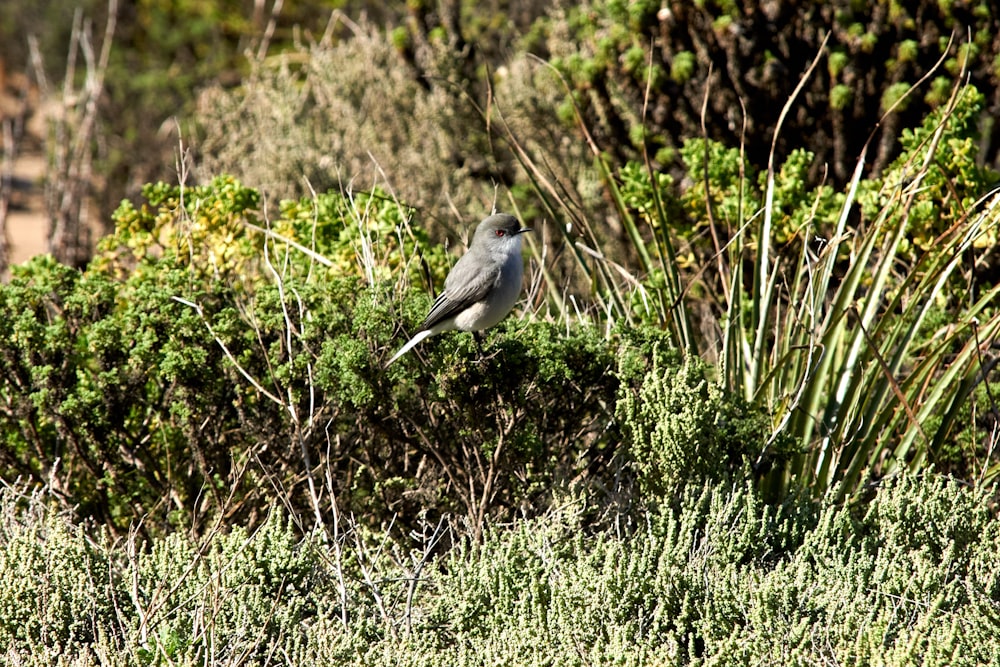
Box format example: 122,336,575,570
3,0,999,263
2,1,1000,665
3,475,998,664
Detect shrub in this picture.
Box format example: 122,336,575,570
5,473,997,665
542,0,1000,185
861,85,999,253
194,24,520,231
0,487,328,665
0,179,626,537
616,349,787,499
0,252,254,531
0,493,114,655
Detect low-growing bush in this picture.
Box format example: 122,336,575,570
2,473,997,665
616,347,793,500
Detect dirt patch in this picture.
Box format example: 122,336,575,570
2,64,50,274
5,151,49,266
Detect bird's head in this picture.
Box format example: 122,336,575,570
473,213,532,248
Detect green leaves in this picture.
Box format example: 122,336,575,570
0,181,629,536
4,471,1000,665
617,351,784,498
586,83,1000,501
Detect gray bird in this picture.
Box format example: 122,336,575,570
387,213,532,365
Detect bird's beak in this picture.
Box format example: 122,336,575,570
517,227,533,235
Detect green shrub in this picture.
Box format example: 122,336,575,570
419,475,1000,666
616,350,785,498
541,0,1000,188
0,252,253,530
131,513,320,664
0,497,114,654
862,85,999,253
6,473,997,665
0,489,332,665
0,180,628,537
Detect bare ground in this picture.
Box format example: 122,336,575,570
2,64,50,276
5,150,48,267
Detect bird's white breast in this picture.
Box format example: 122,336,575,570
453,242,524,331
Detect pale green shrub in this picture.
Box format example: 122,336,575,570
0,494,114,658
6,474,997,666
616,350,787,498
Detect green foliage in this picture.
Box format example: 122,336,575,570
373,318,620,528
926,377,1000,482
8,4,1000,662
100,176,261,276
828,50,849,77
729,88,1000,499
0,253,247,529
670,50,696,83
0,501,113,653
37,79,992,536
756,147,845,244
679,138,758,229
532,0,1000,199
0,491,325,665
132,513,318,664
276,188,445,285
830,82,852,109
100,176,440,288
616,351,784,497
881,81,914,112
0,180,628,536
865,85,998,251
4,475,998,665
617,161,679,235
425,475,1000,666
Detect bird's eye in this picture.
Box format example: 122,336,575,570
495,229,505,237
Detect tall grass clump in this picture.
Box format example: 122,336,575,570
728,82,1000,499
512,60,1000,500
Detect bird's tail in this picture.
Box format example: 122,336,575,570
386,329,433,366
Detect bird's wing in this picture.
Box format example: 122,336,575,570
420,258,500,331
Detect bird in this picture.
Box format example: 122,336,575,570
386,213,532,365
